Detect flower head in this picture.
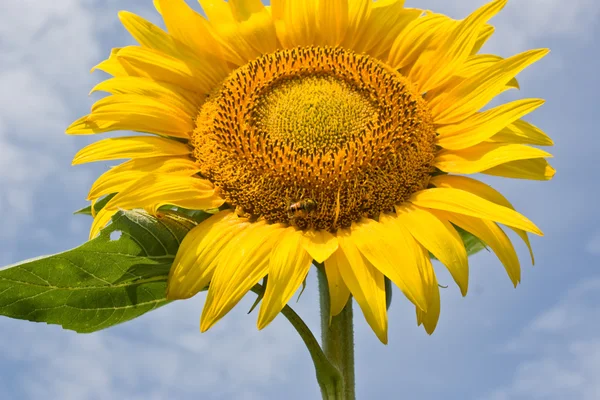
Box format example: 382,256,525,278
68,0,554,343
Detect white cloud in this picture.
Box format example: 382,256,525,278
483,279,600,400
0,69,68,140
0,0,101,236
0,291,314,400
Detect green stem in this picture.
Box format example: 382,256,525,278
250,285,342,397
317,267,356,400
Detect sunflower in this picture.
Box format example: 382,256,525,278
67,0,554,344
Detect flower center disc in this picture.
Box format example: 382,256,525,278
192,47,437,231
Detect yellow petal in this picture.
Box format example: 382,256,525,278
460,55,520,89
199,0,262,64
87,157,199,201
118,11,185,58
229,0,266,21
91,48,129,77
116,46,226,95
323,253,351,318
91,94,192,122
273,0,317,47
388,13,452,70
414,243,440,334
316,0,348,46
337,229,388,344
89,207,119,239
350,217,428,311
201,221,286,331
303,230,339,263
456,55,516,83
410,187,543,236
90,198,98,218
435,143,552,174
488,119,554,146
167,211,250,299
90,77,201,116
257,228,313,329
356,4,421,59
437,210,521,287
427,54,519,100
72,136,190,165
119,9,224,70
429,48,549,125
436,99,545,150
198,0,235,24
68,95,194,138
66,112,190,138
472,24,494,54
153,0,162,14
430,174,535,264
157,0,228,64
104,174,223,212
396,204,469,296
483,158,556,181
341,0,371,48
230,0,279,54
409,0,507,93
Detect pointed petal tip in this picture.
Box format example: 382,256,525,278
533,48,551,61
534,228,544,237
65,118,82,134
256,307,276,331
546,164,556,179
424,324,437,335
200,303,217,333
376,330,389,345
303,230,339,264
417,298,428,313
256,317,270,331
117,10,136,23
199,317,214,333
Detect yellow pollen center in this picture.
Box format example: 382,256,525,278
191,47,437,231
255,75,378,153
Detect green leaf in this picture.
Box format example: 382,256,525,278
74,193,116,216
456,226,488,256
428,226,488,262
0,210,196,333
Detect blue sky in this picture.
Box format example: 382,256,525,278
0,0,598,399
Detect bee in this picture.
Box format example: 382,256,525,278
287,198,318,218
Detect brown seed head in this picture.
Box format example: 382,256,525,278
191,46,436,231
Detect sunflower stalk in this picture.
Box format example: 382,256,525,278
317,266,356,400
249,284,343,398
